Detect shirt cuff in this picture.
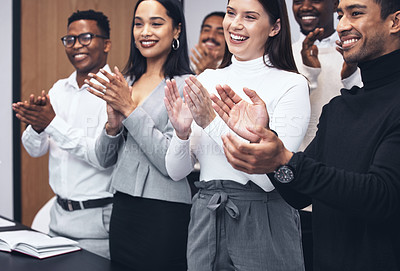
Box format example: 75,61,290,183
104,125,123,138
301,65,321,91
25,124,45,138
44,115,68,137
342,68,363,89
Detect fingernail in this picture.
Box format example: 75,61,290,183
88,73,94,77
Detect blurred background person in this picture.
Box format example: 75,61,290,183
190,11,226,74
291,0,362,150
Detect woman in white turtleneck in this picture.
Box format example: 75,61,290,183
164,0,310,270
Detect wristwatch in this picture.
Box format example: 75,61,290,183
274,154,297,183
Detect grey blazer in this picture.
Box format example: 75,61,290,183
95,75,192,204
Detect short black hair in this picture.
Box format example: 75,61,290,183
201,11,225,30
68,10,110,38
373,0,400,18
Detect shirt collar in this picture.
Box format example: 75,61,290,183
358,49,400,90
66,64,111,91
298,31,339,49
231,55,270,73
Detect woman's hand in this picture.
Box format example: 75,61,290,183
183,75,216,128
211,84,269,143
86,66,136,118
164,79,193,140
105,103,124,136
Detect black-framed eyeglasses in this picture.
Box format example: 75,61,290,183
60,32,109,48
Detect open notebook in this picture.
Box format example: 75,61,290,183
0,230,81,259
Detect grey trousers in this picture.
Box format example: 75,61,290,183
48,201,112,259
187,180,305,271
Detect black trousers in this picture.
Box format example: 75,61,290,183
109,192,191,271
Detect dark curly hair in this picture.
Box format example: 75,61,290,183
68,9,110,38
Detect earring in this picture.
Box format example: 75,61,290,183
172,38,180,50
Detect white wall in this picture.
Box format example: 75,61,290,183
0,0,14,219
184,0,226,52
184,0,301,51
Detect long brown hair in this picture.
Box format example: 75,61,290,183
220,0,298,73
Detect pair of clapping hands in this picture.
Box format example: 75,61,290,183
12,91,55,134
12,67,132,136
190,44,222,75
164,76,293,175
85,67,135,136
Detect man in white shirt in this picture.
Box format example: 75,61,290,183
12,10,113,259
292,0,362,150
190,12,226,75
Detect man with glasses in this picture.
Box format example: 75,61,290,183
12,10,113,259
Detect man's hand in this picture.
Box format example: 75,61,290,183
211,85,268,143
222,126,293,174
12,93,56,133
336,40,358,79
190,44,221,75
301,28,324,68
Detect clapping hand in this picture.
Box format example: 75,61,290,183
336,40,358,80
183,75,216,129
221,126,293,174
86,67,132,135
164,79,193,140
190,44,221,75
210,85,269,143
210,83,292,173
301,28,324,68
86,66,135,118
12,90,55,133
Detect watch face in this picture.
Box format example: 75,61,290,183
274,165,295,183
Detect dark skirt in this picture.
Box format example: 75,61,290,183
109,191,191,271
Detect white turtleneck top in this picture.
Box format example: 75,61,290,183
166,56,310,192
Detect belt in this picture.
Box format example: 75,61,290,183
195,180,281,219
56,195,113,212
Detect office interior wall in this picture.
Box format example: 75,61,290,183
0,0,13,220
20,0,137,226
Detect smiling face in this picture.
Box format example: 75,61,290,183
65,19,110,75
223,0,279,61
133,0,180,62
337,0,400,64
199,15,226,58
293,0,338,38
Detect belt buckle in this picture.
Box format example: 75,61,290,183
67,200,74,211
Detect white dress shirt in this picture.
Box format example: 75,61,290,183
166,56,310,192
22,65,113,201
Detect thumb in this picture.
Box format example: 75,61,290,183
243,87,265,105
246,125,274,140
311,44,319,56
114,66,124,81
